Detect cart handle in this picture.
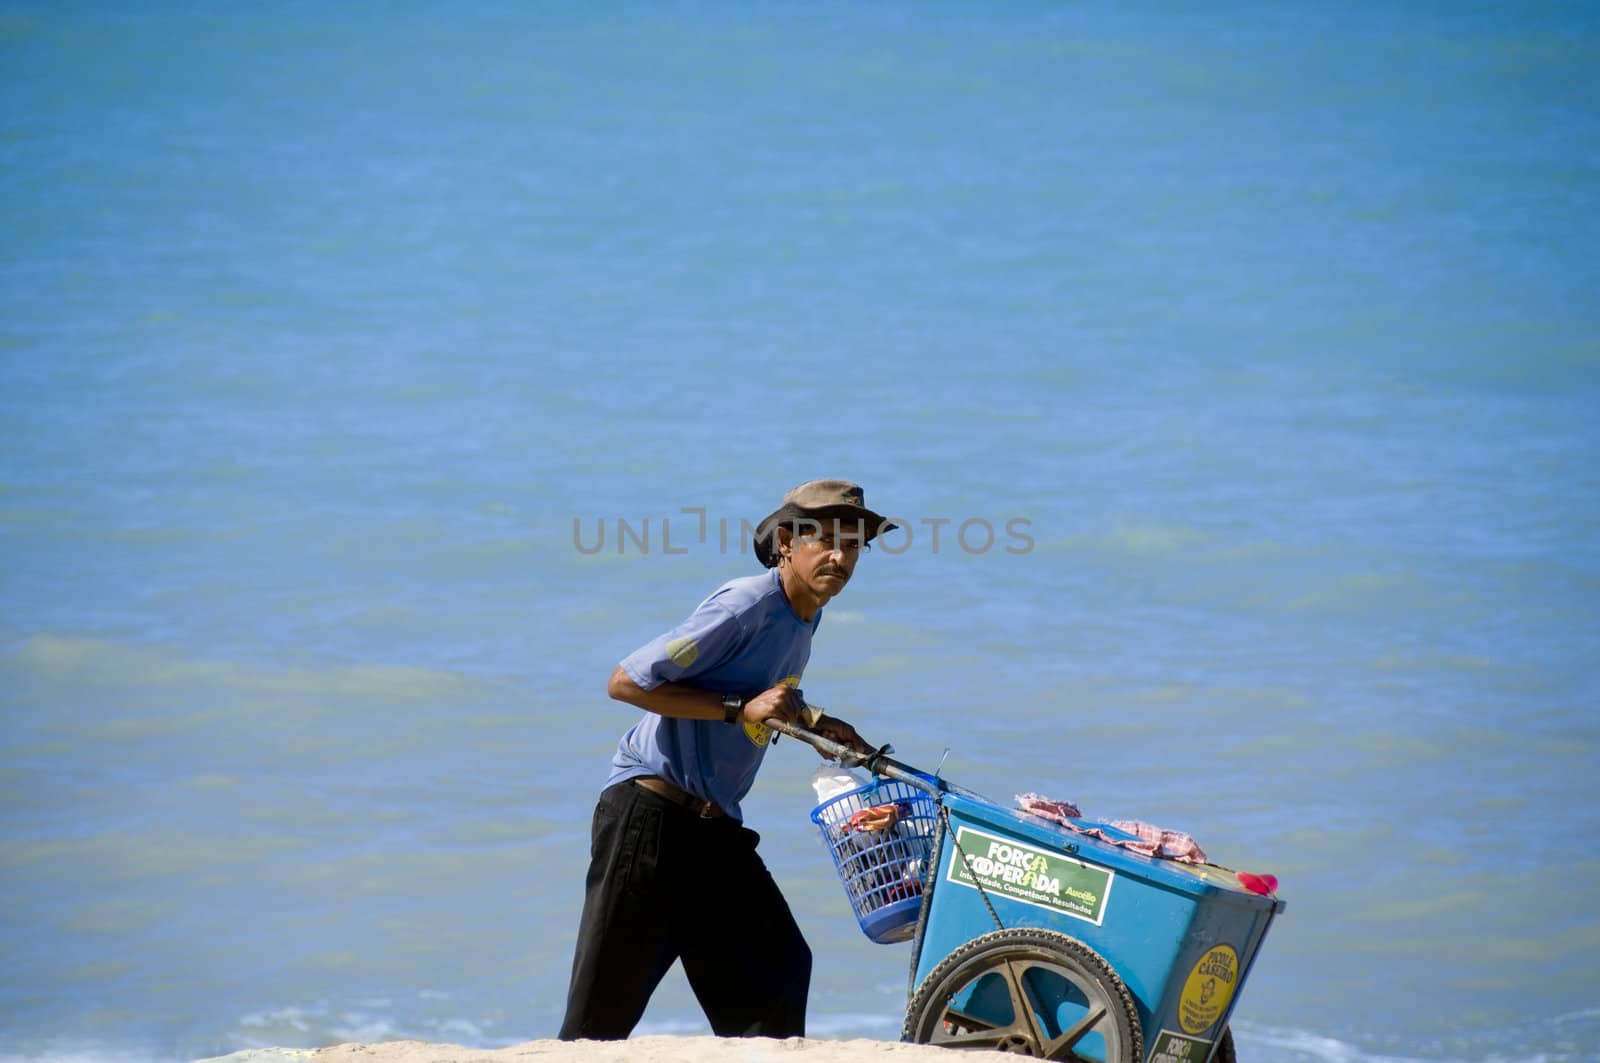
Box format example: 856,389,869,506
766,716,944,797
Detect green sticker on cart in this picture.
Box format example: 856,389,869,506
1147,1029,1214,1063
946,826,1113,924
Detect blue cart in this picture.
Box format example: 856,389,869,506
782,722,1285,1063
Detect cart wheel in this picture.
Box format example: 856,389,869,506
902,928,1142,1062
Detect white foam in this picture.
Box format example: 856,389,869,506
1232,1019,1584,1063
329,1011,395,1043
237,1008,311,1033
1238,1023,1434,1063
804,1012,902,1038
434,1019,487,1041
631,1017,712,1036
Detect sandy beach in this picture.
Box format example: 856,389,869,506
205,1037,958,1063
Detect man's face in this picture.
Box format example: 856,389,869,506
781,518,866,600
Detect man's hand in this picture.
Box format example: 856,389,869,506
740,684,806,728
812,714,872,756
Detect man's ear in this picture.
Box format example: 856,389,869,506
776,526,793,560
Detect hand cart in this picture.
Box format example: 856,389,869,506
772,720,1286,1063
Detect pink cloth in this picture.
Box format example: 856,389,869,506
1016,793,1209,865
1015,794,1081,821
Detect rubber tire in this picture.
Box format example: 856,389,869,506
1214,1027,1236,1063
902,928,1142,1062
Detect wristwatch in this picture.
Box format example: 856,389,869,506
720,693,745,724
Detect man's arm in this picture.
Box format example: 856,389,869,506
607,666,806,727
608,668,875,755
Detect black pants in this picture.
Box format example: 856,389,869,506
557,780,813,1040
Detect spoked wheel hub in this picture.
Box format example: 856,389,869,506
903,929,1143,1063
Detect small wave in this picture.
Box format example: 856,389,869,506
630,1017,712,1036
805,1011,903,1038
1238,1023,1435,1063
218,996,522,1058
1234,1015,1600,1063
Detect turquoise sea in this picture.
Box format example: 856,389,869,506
3,3,1597,1060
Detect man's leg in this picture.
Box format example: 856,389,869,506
558,783,677,1039
676,824,812,1038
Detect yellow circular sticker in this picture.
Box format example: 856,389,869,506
665,637,700,669
1178,944,1238,1034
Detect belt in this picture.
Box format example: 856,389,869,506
633,776,726,819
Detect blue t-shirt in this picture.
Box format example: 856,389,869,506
606,567,818,821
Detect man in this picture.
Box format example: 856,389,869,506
557,479,895,1041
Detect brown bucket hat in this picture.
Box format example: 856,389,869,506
752,479,897,568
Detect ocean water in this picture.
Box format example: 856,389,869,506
2,2,1597,1061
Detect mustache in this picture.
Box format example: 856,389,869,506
818,567,850,579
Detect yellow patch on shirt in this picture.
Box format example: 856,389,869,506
665,636,699,669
